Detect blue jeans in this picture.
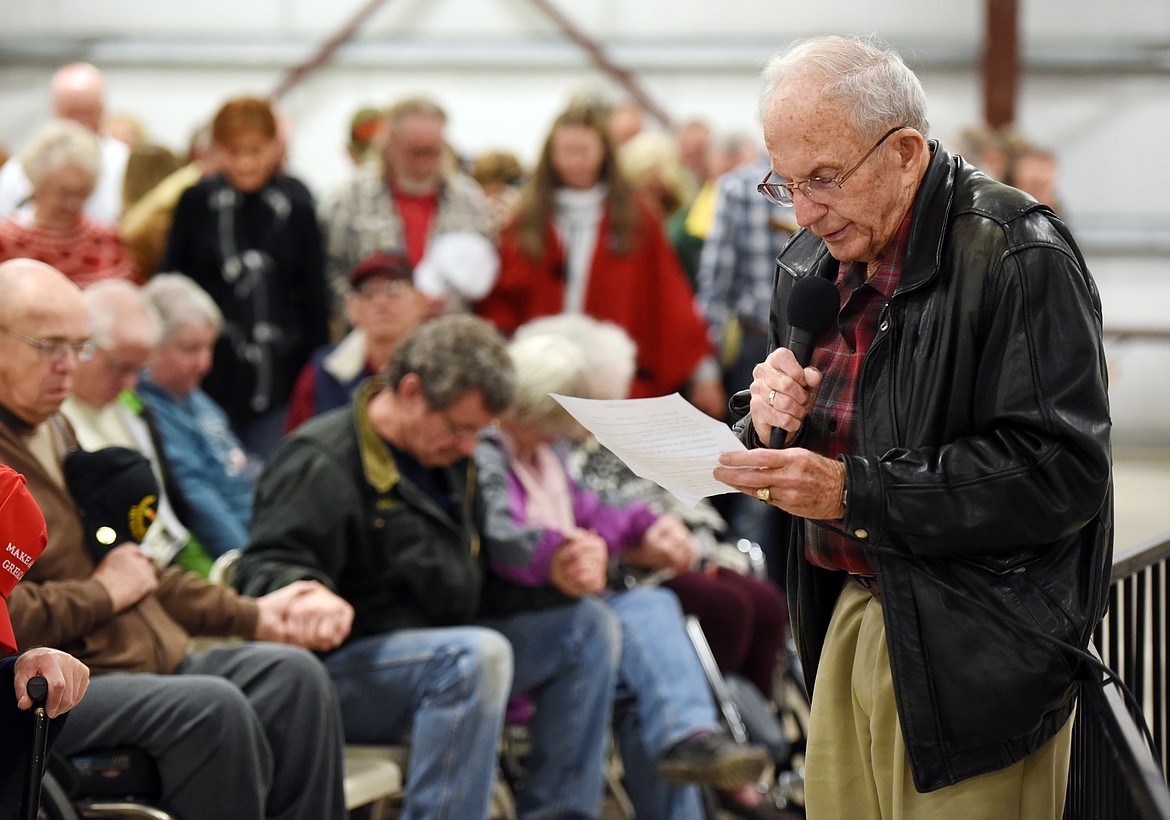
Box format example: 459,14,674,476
608,586,720,820
485,598,621,819
327,598,620,820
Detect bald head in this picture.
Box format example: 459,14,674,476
0,259,90,424
0,258,86,327
51,63,106,133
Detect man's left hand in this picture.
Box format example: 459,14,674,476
714,447,846,521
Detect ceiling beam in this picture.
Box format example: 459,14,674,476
519,0,674,129
272,0,395,100
983,0,1020,128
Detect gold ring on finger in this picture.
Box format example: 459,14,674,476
756,487,771,503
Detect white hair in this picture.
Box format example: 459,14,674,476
19,119,100,189
760,34,930,139
506,332,591,435
142,273,223,342
83,280,161,350
514,313,638,401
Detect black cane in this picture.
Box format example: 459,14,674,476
21,674,49,820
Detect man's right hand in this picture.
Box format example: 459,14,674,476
15,647,89,718
281,584,354,652
749,347,823,446
92,543,159,613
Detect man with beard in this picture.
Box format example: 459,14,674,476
319,96,494,317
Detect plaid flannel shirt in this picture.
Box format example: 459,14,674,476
317,164,492,305
802,211,912,575
696,156,797,344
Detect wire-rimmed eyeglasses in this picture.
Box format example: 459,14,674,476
0,325,95,363
757,125,910,207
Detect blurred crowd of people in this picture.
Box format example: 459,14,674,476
953,121,1064,213
0,58,1070,819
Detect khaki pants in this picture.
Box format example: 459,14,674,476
804,580,1073,820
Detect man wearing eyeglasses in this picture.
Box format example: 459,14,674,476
319,96,494,320
284,250,431,433
0,258,350,819
713,35,1111,820
234,315,621,820
60,279,216,576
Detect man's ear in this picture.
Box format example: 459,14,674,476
895,128,927,169
396,372,425,403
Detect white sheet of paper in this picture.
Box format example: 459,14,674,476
551,392,749,507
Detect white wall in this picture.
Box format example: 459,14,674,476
1,0,1168,443
2,0,1168,216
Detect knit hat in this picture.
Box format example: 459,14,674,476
0,466,47,654
62,446,160,562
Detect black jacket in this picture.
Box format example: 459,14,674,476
234,382,485,637
233,380,570,637
746,143,1113,792
164,174,330,426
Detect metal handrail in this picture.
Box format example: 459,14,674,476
1113,532,1170,583
1067,530,1170,819
1066,647,1170,819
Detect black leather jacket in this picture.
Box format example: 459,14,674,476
746,143,1113,792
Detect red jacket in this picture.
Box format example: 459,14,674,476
478,202,714,399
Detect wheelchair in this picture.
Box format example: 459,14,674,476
34,747,174,820
611,537,811,818
34,744,413,820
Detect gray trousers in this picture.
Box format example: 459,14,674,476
55,642,347,820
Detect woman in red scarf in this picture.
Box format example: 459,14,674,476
477,103,725,419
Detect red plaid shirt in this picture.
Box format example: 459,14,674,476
801,212,912,574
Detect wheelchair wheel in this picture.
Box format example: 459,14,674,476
36,772,82,820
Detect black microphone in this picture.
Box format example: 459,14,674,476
769,275,839,448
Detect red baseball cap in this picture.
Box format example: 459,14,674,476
0,466,47,655
348,251,413,290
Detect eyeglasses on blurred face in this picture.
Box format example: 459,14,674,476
0,325,94,363
355,279,413,300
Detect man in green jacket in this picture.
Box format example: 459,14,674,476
235,315,622,820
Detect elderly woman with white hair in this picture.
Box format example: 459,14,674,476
136,273,253,563
0,119,138,286
475,329,769,820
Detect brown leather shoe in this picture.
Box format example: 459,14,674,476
657,731,768,789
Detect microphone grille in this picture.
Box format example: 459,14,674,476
786,275,839,333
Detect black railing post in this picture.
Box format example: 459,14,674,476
1064,532,1170,819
